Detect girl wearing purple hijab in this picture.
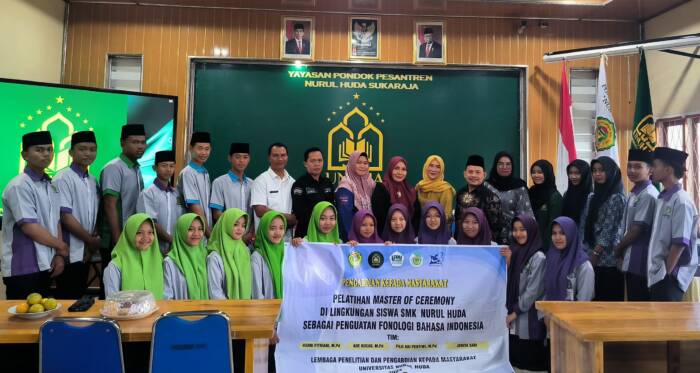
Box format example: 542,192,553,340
544,216,594,302
506,214,547,371
382,204,416,244
456,207,494,245
417,202,455,245
348,209,384,245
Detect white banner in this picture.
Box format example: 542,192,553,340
595,55,620,163
276,243,512,373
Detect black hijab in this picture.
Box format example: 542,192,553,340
487,151,527,192
583,156,623,246
528,160,557,213
561,159,592,224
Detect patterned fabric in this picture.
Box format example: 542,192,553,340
455,185,503,241
484,182,533,244
579,192,627,267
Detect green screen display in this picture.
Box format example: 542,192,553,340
192,62,522,188
0,79,177,213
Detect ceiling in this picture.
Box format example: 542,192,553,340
64,0,690,22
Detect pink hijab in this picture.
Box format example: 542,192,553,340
337,151,376,211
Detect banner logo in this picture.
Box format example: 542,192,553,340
368,251,384,268
429,252,444,266
327,93,383,173
410,251,423,267
633,114,657,151
595,116,616,151
348,250,362,268
390,251,404,267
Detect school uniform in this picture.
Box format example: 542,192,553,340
510,251,547,371
251,168,295,239
207,252,227,300
54,164,100,298
177,162,212,228
620,180,658,301
102,261,122,299
137,179,182,254
210,171,254,222
291,173,334,239
163,256,190,300
250,251,275,300
1,168,61,299
647,184,699,301
540,261,595,305
100,154,144,229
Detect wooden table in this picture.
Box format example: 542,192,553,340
0,299,281,373
536,301,700,373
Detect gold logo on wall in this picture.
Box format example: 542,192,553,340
327,96,384,172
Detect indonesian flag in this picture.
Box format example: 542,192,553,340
556,63,577,193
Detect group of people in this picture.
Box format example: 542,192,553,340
2,124,698,371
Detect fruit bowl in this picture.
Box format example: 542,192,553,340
8,303,62,320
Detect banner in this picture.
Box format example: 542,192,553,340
556,63,576,193
276,243,511,373
631,51,656,151
594,55,619,163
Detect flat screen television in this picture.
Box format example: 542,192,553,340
0,78,177,215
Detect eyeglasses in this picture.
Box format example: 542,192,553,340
496,163,512,168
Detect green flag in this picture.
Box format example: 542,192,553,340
631,50,656,151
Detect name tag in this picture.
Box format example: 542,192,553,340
270,190,279,194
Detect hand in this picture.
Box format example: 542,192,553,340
348,240,359,247
500,247,512,266
506,312,517,327
55,242,70,257
292,238,303,247
384,241,393,246
50,255,66,278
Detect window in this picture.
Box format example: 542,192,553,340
106,55,143,92
569,69,597,163
657,115,700,209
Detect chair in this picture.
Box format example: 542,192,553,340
149,310,233,373
40,317,124,373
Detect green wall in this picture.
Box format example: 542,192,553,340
192,62,522,187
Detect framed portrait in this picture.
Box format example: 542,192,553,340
349,16,380,60
281,16,314,61
414,21,446,65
